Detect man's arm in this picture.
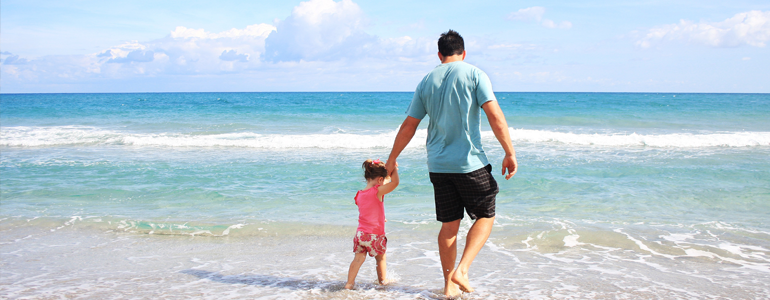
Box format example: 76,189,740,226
386,116,421,176
482,100,517,180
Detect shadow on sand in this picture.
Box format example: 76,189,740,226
180,269,439,298
181,269,340,291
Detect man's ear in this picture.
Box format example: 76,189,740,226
438,51,444,62
462,50,466,60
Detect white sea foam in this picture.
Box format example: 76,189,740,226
504,128,770,148
2,125,770,149
563,230,581,247
221,224,246,236
0,126,425,149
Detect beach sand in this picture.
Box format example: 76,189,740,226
3,219,768,299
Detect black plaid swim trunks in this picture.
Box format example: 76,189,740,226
429,164,498,222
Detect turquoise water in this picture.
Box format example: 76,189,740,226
2,92,770,299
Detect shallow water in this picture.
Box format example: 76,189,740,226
2,220,768,299
2,92,769,298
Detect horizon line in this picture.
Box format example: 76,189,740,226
3,91,769,95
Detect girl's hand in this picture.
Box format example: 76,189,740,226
377,162,400,199
385,160,398,176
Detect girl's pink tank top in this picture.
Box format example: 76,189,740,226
354,185,385,235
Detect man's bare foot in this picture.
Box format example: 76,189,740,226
344,282,355,290
443,279,462,298
451,269,474,293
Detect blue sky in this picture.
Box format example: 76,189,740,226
1,0,768,93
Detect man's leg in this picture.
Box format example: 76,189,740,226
450,216,495,293
438,219,461,297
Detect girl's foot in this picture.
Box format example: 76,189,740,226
344,283,355,290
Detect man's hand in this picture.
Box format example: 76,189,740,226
502,154,517,180
385,159,398,177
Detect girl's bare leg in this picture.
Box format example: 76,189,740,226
345,253,367,289
375,253,388,285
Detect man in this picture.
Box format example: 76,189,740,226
385,30,517,297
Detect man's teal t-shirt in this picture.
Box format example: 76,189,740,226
406,61,497,173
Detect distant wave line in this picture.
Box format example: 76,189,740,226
505,129,770,148
2,126,769,149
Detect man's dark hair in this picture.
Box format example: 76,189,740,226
438,30,465,57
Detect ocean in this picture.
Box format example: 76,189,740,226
1,92,769,299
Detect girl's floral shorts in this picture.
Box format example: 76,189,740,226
353,230,387,257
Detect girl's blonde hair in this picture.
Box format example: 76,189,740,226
362,159,387,180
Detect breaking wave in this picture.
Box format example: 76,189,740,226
2,126,769,149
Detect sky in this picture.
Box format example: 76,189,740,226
1,0,768,93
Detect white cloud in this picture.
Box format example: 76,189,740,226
170,24,275,39
0,0,437,92
261,0,434,62
0,22,278,86
637,10,770,48
170,27,208,39
263,0,375,62
541,19,572,29
507,7,545,22
506,7,571,30
107,50,155,63
219,50,249,62
3,54,30,65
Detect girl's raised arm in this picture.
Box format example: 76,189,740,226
377,167,399,199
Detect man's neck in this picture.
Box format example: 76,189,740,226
440,51,466,64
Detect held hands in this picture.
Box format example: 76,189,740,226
385,159,398,177
502,154,518,180
377,160,400,199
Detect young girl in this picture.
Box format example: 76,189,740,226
344,159,399,290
